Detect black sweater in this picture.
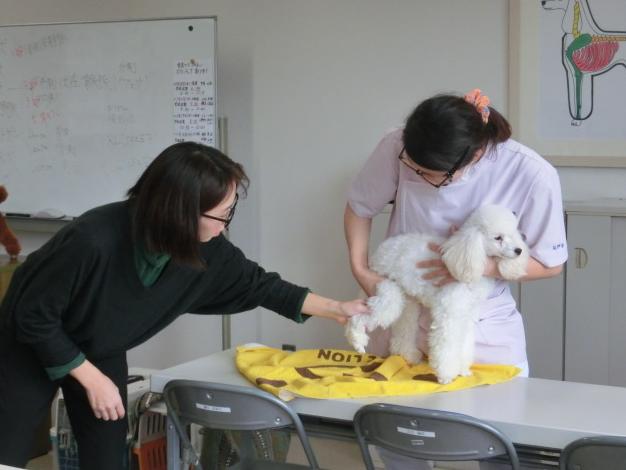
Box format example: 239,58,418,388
0,202,309,377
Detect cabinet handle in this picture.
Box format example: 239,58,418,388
575,247,588,269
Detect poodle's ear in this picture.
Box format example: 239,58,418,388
441,227,486,283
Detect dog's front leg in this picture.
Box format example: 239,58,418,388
459,313,476,377
367,279,406,329
389,298,423,365
345,314,370,353
346,279,405,353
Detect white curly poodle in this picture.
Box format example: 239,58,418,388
345,204,529,384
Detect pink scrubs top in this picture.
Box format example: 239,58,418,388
348,128,568,365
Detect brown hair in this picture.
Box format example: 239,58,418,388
127,142,249,267
403,94,511,171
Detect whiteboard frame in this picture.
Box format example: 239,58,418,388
0,16,220,212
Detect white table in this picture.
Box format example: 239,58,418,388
151,349,626,467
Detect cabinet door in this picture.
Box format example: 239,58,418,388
564,215,611,385
520,273,564,380
608,216,626,387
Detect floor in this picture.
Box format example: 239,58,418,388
27,437,479,469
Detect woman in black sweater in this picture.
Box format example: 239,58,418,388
0,142,368,469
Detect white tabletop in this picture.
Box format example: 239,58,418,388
150,349,626,450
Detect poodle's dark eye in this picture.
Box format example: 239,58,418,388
495,235,503,241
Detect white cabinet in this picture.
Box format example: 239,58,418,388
520,272,565,380
521,199,626,386
563,199,626,387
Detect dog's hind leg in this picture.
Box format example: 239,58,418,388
389,298,423,365
428,285,472,384
459,315,475,377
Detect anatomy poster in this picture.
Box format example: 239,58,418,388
539,0,626,140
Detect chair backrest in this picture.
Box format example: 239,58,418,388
164,380,319,469
354,403,519,469
560,436,626,469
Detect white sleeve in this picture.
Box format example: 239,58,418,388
519,167,568,268
347,129,401,218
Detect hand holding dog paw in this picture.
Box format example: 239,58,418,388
337,299,370,324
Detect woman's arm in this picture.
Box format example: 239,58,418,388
301,293,369,325
344,203,384,296
485,256,563,281
70,360,125,421
419,242,563,286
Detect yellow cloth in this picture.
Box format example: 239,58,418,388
236,346,520,401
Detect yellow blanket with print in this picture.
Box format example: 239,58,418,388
235,346,520,401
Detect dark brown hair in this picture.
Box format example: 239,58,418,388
403,93,512,171
127,142,249,267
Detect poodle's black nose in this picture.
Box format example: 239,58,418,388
514,248,523,255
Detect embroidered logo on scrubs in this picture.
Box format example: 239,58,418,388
552,242,565,250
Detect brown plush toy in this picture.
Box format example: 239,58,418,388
0,186,21,260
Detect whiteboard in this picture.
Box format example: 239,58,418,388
0,18,216,217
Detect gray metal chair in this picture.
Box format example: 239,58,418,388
559,436,626,469
354,403,520,469
163,380,320,469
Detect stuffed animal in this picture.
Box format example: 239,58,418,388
0,186,21,260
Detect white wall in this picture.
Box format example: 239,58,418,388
4,0,626,368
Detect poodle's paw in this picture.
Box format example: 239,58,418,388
459,367,473,377
437,375,455,385
433,365,460,385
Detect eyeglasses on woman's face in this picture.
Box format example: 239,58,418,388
201,193,238,229
398,146,470,188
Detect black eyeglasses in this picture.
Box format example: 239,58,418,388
202,193,238,229
398,146,470,188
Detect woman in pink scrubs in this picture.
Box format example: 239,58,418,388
345,90,568,469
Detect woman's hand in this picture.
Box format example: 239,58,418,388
301,294,370,325
70,360,125,421
418,242,500,284
416,242,456,287
336,299,370,324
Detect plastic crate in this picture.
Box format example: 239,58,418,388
132,411,167,470
49,398,80,470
